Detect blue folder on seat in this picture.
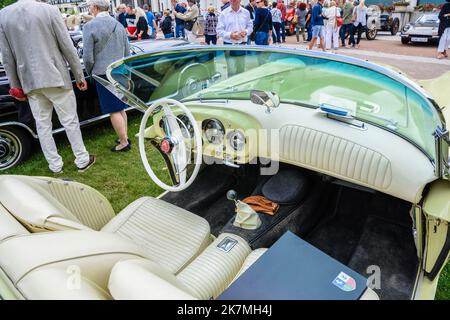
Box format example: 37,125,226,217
219,231,368,300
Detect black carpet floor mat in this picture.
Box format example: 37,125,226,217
306,187,418,300
348,215,418,300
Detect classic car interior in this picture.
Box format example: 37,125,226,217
0,47,448,300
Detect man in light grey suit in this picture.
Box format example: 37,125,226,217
0,0,95,173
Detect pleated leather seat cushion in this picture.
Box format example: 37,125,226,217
176,233,252,299
101,197,212,274
109,233,253,300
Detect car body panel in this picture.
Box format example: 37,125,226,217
423,179,450,222
419,71,450,126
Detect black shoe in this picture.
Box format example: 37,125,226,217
111,143,131,152
115,138,131,145
77,155,96,172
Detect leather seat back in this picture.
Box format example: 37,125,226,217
0,176,115,232
0,176,89,232
0,202,29,242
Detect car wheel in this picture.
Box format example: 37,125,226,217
391,18,399,35
0,126,32,171
366,27,377,40
401,37,409,44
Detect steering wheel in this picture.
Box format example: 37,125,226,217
139,98,202,192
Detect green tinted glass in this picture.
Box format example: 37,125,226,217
109,48,442,160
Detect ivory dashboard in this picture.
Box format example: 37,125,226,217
144,104,261,164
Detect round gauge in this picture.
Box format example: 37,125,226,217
202,119,225,145
227,130,246,151
177,114,194,137
159,114,194,137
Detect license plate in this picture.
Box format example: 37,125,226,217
411,37,428,42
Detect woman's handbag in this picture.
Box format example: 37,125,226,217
335,8,343,27
293,14,298,25
185,18,196,31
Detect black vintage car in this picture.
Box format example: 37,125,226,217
379,13,400,35
0,38,187,170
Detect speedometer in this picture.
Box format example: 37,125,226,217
227,130,246,151
159,114,194,137
202,119,225,145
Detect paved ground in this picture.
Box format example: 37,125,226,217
280,31,450,80
188,31,450,80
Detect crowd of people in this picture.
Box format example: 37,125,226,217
108,0,373,51
95,0,450,55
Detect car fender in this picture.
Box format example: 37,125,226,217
0,121,37,139
419,71,450,126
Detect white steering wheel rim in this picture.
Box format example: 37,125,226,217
139,98,203,192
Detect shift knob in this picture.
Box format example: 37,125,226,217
226,189,238,202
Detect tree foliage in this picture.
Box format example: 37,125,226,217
0,0,16,9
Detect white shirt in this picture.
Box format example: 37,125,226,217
271,8,282,23
217,6,253,44
324,6,341,27
353,5,367,27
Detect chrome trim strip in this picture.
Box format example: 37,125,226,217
0,108,136,139
0,122,38,138
51,106,136,135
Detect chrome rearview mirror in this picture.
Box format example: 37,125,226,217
250,90,280,114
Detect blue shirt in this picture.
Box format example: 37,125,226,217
174,4,186,26
254,8,272,33
311,3,324,26
118,12,127,28
145,11,156,33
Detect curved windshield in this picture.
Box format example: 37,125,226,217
416,14,439,24
108,47,443,161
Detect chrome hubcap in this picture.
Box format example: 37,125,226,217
0,131,21,169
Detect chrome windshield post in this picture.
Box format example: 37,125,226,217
433,126,450,179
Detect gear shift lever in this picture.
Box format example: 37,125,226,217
226,190,238,203
227,189,261,230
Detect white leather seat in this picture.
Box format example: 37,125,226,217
0,230,257,300
109,233,254,300
102,197,211,274
0,175,212,274
0,228,379,300
0,175,380,300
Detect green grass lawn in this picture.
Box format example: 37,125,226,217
2,113,449,300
